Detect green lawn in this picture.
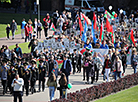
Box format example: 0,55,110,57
0,24,21,38
0,13,45,38
9,42,31,53
95,85,138,102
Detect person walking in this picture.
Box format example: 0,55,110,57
0,59,9,95
58,73,68,99
28,23,33,40
37,20,42,39
47,72,57,101
43,19,49,38
113,56,123,80
6,24,10,40
10,19,17,40
131,49,138,73
14,44,22,58
60,55,72,83
89,56,95,84
103,55,112,82
21,18,26,39
11,74,24,102
24,23,29,42
33,18,37,34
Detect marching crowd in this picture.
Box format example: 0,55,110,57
1,8,138,101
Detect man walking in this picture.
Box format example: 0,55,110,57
10,19,17,40
21,18,26,39
61,55,72,83
11,74,24,102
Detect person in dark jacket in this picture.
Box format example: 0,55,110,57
43,19,49,38
89,56,95,84
131,49,138,73
76,51,82,73
30,60,39,94
38,60,47,92
120,49,127,76
22,62,31,96
6,24,10,39
10,19,17,40
60,55,72,83
14,44,22,58
72,49,77,74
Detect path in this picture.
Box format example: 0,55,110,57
0,65,135,102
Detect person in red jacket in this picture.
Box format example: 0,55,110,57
28,23,33,40
24,23,29,42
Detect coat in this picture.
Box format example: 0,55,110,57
61,59,72,76
113,60,123,72
38,64,47,80
25,25,29,36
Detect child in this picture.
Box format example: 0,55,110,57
6,24,10,39
47,72,57,101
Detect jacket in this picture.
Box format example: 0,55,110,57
103,59,112,70
113,60,123,72
0,65,9,80
61,59,72,76
10,22,17,30
47,80,57,89
25,25,29,36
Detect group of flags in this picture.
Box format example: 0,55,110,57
50,10,136,46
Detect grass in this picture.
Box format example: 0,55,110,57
0,24,21,38
9,42,31,53
95,85,138,102
0,13,45,38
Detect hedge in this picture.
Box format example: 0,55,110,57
51,72,138,102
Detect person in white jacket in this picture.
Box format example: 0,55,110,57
11,74,24,102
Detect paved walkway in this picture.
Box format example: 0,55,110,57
0,65,135,102
0,30,55,47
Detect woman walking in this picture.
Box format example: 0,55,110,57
47,72,57,101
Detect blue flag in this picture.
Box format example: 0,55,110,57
91,22,97,44
81,21,88,43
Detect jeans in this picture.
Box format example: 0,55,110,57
29,33,32,40
21,29,25,38
59,25,63,33
13,91,23,102
62,89,67,99
115,71,121,80
105,68,111,82
25,36,29,42
12,29,16,39
49,86,55,101
133,65,137,74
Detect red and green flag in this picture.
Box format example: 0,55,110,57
79,17,84,36
56,60,63,69
128,29,136,47
80,49,86,55
93,12,98,30
50,23,56,37
104,10,115,21
99,22,104,42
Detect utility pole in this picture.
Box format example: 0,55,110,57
36,0,40,20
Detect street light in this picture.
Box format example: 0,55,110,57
109,5,112,11
36,0,40,20
120,9,123,14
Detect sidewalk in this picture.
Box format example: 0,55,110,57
0,30,54,47
0,65,134,102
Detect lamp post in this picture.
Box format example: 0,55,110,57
109,5,112,11
36,0,40,20
119,9,123,23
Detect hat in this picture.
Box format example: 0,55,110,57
10,63,15,67
54,62,57,66
31,59,36,64
17,59,22,62
86,47,90,51
13,58,17,61
39,60,43,63
23,62,29,66
2,59,7,63
33,35,36,37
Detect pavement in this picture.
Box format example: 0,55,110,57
0,65,135,102
0,30,136,102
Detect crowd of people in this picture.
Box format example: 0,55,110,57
1,8,138,101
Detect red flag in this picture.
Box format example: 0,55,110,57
81,13,92,25
99,22,104,42
93,12,97,29
79,17,84,36
106,18,111,32
130,29,136,46
80,49,86,55
110,26,114,44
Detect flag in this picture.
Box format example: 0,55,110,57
91,22,97,44
105,18,111,32
99,22,104,42
50,23,56,37
110,25,115,44
56,60,63,69
93,12,97,30
80,49,86,55
50,23,56,31
79,17,84,36
81,13,92,25
104,10,115,21
81,21,88,43
128,29,136,46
